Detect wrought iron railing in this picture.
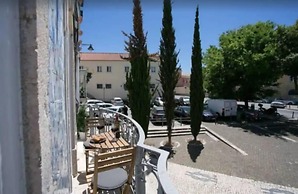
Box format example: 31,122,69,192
88,106,179,194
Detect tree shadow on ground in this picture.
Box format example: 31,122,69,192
187,140,204,162
214,116,298,138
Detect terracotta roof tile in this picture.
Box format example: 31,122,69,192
79,52,160,61
80,52,129,61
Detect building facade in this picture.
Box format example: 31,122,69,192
273,75,298,100
80,52,161,101
175,72,190,96
0,0,82,193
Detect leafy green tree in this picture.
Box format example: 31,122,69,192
190,6,204,141
159,0,180,146
203,21,283,107
123,0,151,137
203,46,234,98
280,20,298,91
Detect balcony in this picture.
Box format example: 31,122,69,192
73,106,179,194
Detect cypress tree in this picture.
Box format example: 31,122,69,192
190,6,204,141
123,0,151,137
159,0,180,146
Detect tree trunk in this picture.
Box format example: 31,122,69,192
245,100,249,109
168,129,172,146
294,76,298,91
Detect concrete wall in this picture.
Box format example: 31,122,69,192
81,59,161,101
0,1,26,193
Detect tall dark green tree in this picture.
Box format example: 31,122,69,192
190,6,204,141
123,0,151,137
159,0,180,146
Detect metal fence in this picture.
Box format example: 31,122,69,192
89,107,179,194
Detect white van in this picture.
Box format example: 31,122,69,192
207,99,237,117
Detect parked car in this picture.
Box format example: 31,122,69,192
282,100,295,105
97,102,114,108
179,96,190,106
150,106,166,125
202,109,217,122
102,106,126,124
111,97,124,106
174,106,191,123
270,101,286,109
153,97,164,106
86,99,104,107
237,104,262,121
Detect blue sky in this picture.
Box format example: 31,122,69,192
80,0,298,74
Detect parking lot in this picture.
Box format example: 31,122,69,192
145,119,298,188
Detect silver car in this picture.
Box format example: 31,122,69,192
270,101,286,109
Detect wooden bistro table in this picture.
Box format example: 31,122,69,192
84,131,130,175
84,131,130,152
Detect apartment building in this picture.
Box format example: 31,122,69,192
175,72,190,96
273,75,298,100
79,52,161,101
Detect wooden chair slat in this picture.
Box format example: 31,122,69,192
86,147,136,194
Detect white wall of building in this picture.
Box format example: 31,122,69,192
81,57,161,101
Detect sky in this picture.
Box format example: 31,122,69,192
80,0,298,74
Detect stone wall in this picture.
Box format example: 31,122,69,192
19,0,72,193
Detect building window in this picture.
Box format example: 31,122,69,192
125,66,129,73
150,84,155,89
97,66,102,72
107,66,112,72
106,84,112,89
79,66,84,70
151,66,156,73
97,84,103,89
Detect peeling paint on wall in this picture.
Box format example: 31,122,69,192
48,0,71,192
0,143,3,194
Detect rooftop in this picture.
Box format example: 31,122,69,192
80,52,160,61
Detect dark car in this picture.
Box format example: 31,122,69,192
174,106,216,122
202,109,217,122
174,106,191,123
150,106,167,124
237,104,261,121
178,97,190,106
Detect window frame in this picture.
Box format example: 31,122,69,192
97,84,103,89
105,84,112,89
107,66,112,72
97,66,102,72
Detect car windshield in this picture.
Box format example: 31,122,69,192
156,110,165,114
182,106,190,113
184,98,190,102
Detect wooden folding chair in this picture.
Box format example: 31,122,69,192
86,147,136,194
85,117,106,140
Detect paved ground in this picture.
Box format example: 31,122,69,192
145,121,298,189
146,162,298,194
72,118,298,193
